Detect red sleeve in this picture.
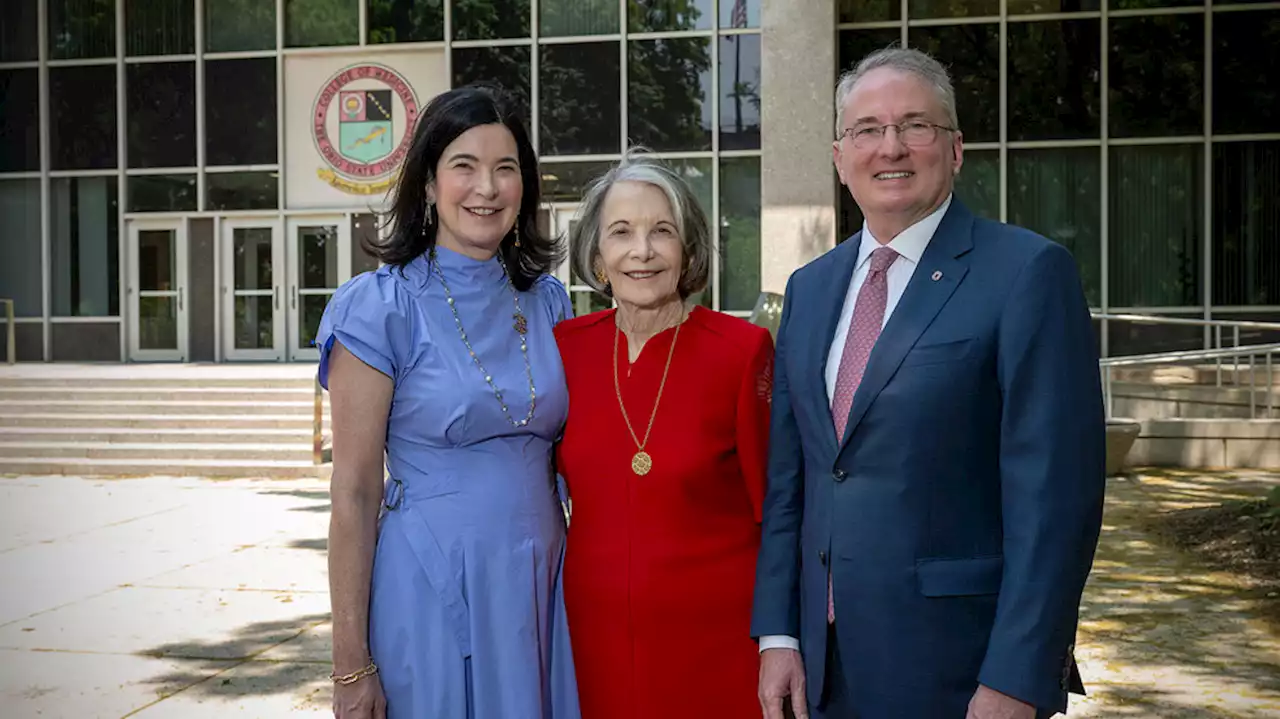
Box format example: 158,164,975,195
736,327,775,523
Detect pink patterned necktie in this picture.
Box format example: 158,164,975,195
827,245,899,623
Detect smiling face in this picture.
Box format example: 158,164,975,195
597,180,685,312
427,123,523,258
833,67,962,238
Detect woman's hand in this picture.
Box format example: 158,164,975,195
333,674,387,718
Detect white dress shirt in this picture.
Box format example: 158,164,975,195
759,194,952,654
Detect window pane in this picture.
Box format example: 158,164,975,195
1213,11,1280,136
127,63,197,168
49,0,116,59
1109,15,1203,138
1109,145,1202,308
0,180,42,318
839,28,901,76
541,0,617,37
1213,141,1280,306
720,0,758,29
368,0,443,44
540,42,620,156
206,0,276,52
720,157,761,312
0,0,38,62
1111,0,1200,8
630,0,712,32
666,157,713,220
628,38,712,152
909,0,998,18
719,34,761,151
1007,20,1100,141
50,66,118,170
207,171,278,210
839,0,899,23
452,45,531,131
126,0,195,56
956,150,999,222
128,174,197,212
909,23,999,143
0,69,39,173
454,0,529,40
541,160,614,202
51,177,120,317
1008,148,1101,307
206,59,277,166
836,176,863,241
1008,0,1098,12
286,0,359,48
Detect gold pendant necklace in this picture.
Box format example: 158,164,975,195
612,313,682,476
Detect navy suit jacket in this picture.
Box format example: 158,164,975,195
751,199,1106,717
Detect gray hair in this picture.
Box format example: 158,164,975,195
835,46,959,135
567,149,712,300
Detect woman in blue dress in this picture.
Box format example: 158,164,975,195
317,85,579,719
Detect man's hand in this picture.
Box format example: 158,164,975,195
759,648,808,719
967,684,1035,719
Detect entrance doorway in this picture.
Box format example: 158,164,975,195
127,219,188,362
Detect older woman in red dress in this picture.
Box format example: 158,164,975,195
554,150,773,719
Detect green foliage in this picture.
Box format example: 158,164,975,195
285,0,360,49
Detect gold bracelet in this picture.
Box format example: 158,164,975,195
330,661,378,685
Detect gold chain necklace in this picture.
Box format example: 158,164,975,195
612,314,682,476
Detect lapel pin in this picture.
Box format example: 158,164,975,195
931,270,943,281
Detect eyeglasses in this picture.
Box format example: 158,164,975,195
838,121,956,149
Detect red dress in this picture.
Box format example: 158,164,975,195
555,307,773,719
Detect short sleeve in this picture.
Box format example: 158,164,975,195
532,274,574,326
314,270,414,390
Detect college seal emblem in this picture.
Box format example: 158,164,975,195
312,63,419,195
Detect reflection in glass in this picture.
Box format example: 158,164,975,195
454,0,529,40
299,227,339,289
720,0,758,28
0,180,43,318
838,0,898,23
838,28,901,79
1008,0,1098,12
235,296,274,350
1213,142,1280,306
1110,0,1199,9
1008,148,1101,306
452,45,531,129
572,290,612,318
207,172,278,211
720,157,761,312
1110,145,1202,308
300,294,333,349
368,0,444,43
126,0,195,56
909,0,998,18
127,62,197,168
1007,20,1100,141
138,230,176,292
1213,11,1280,136
205,0,276,51
139,297,178,350
0,70,39,172
630,0,712,32
206,59,277,166
956,150,999,221
48,0,115,59
49,66,117,170
628,38,713,152
52,177,120,317
0,0,38,62
285,0,359,47
541,161,614,202
234,228,275,291
665,158,713,222
541,0,617,37
1109,15,1203,138
128,175,198,213
719,35,761,151
909,23,999,143
540,43,621,156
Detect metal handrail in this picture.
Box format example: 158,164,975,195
1099,343,1280,366
0,299,14,365
1100,342,1279,420
1091,312,1280,331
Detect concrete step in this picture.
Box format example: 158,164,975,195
0,386,317,403
0,376,318,389
0,456,331,479
0,399,320,416
1123,418,1280,470
0,426,315,444
0,413,327,430
1111,363,1280,387
0,441,314,462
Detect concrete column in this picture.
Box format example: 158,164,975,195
759,0,837,294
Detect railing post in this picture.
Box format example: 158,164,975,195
1249,355,1257,419
1268,352,1275,419
314,377,324,466
1215,325,1222,387
2,299,14,365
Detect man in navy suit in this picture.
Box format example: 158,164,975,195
752,47,1106,719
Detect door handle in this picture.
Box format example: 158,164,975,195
292,287,297,309
275,286,280,310
178,287,184,311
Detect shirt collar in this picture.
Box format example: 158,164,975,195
857,193,953,270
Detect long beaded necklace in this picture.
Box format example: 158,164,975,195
429,247,536,428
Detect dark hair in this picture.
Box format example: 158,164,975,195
365,84,559,291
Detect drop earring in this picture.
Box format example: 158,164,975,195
594,266,609,286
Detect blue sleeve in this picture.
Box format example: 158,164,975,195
533,274,574,326
314,271,415,390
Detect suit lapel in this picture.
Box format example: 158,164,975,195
812,234,862,453
838,202,975,450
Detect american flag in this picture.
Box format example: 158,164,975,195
729,0,748,29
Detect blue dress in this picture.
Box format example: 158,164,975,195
316,245,580,719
